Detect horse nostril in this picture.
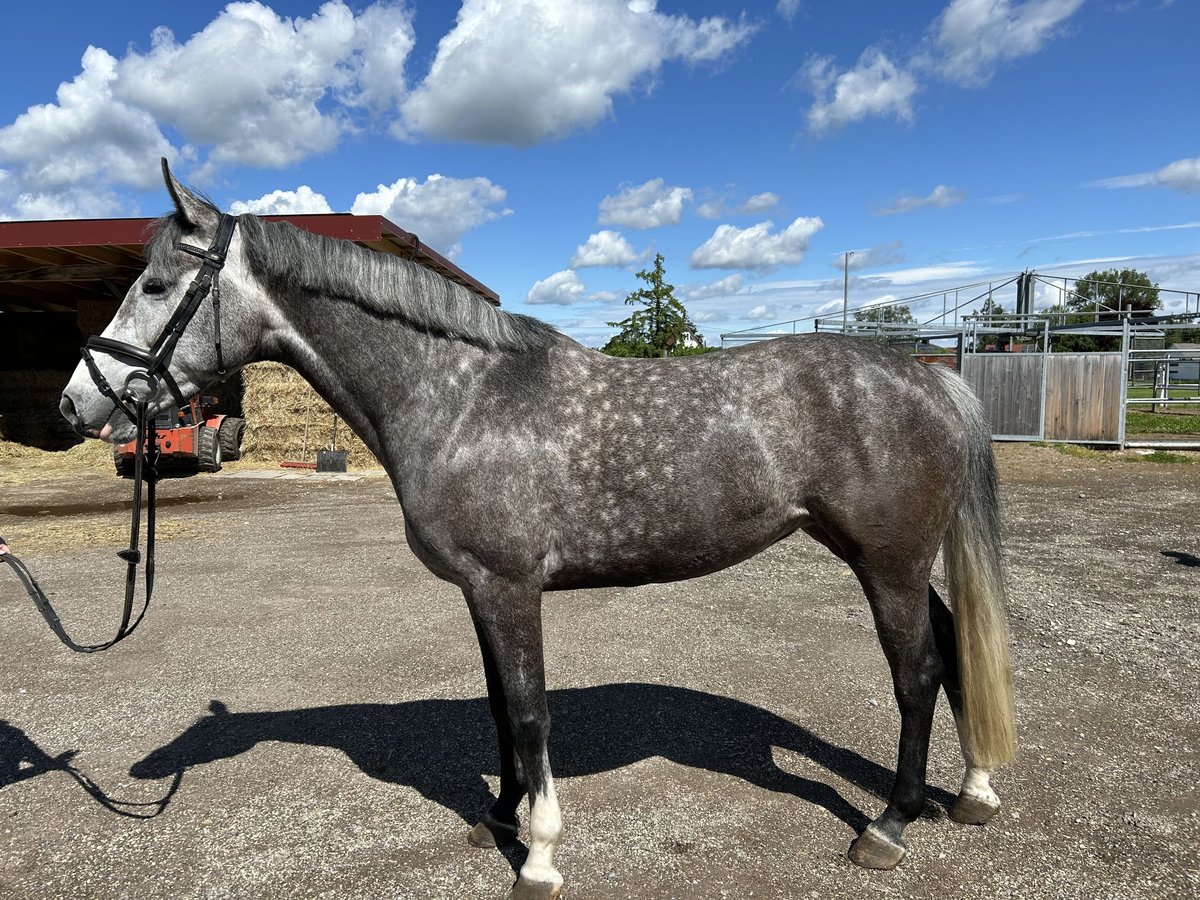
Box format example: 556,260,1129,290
60,395,78,424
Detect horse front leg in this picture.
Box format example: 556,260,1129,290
467,607,525,850
465,576,563,900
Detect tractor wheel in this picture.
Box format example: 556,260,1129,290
114,451,135,479
198,427,223,473
218,416,246,461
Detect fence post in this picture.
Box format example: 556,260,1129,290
1118,316,1130,446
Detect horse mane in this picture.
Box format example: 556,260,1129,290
145,205,555,353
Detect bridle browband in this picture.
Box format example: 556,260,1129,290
2,213,238,653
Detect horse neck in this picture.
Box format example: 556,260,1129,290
262,289,477,468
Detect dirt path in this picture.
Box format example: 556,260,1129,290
1,445,1198,899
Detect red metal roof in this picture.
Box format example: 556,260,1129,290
0,213,499,315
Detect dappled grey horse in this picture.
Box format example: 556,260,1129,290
61,162,1016,898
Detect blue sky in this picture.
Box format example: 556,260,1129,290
1,0,1197,347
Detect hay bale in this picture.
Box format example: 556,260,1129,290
239,362,378,468
0,369,80,450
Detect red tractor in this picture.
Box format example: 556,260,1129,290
113,395,245,478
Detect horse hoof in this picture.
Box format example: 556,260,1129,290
468,814,519,849
949,792,1000,826
848,825,907,870
508,878,562,900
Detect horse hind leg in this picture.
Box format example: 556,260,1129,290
929,585,1002,826
847,566,945,870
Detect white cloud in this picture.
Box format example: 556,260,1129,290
598,178,693,229
865,262,987,285
684,273,744,300
350,174,510,258
230,185,333,215
116,1,416,171
570,230,641,268
932,0,1085,87
1090,157,1200,194
841,240,906,270
0,2,417,216
401,0,755,146
0,46,177,218
875,184,965,215
804,48,917,135
777,0,802,22
800,1,1084,134
740,192,780,214
745,304,778,320
527,269,587,306
691,216,824,271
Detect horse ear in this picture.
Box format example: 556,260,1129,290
161,158,219,232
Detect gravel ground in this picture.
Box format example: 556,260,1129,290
1,444,1198,900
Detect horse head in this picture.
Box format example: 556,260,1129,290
60,160,263,445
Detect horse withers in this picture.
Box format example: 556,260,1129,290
60,161,1015,898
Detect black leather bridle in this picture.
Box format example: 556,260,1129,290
1,213,238,652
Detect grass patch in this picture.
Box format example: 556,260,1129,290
1140,451,1193,464
1032,442,1195,464
1125,411,1200,435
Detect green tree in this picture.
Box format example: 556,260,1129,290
853,303,915,324
1051,267,1161,351
602,254,703,357
1066,267,1160,315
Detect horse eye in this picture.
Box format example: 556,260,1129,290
142,278,169,296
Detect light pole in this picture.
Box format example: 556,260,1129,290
842,250,855,334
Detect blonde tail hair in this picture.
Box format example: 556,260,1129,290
939,371,1017,769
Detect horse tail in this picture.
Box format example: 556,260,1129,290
938,370,1017,769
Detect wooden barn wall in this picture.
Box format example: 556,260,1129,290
961,354,1044,438
1043,353,1123,442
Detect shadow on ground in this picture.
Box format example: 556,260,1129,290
125,684,954,834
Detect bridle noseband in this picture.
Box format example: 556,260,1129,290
1,213,238,653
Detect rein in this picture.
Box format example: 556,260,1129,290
2,214,236,653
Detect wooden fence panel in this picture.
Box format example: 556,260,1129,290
961,354,1044,439
1043,353,1123,442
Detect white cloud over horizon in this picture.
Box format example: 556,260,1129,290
1089,156,1200,193
570,230,641,268
875,184,965,215
527,268,587,305
598,178,693,229
349,174,510,258
690,216,824,270
400,0,755,146
230,185,333,215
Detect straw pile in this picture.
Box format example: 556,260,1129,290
239,362,379,468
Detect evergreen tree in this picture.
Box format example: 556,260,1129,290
602,254,703,357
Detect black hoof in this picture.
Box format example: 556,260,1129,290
468,813,519,849
848,825,906,870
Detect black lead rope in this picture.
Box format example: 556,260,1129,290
2,213,236,653
2,401,160,652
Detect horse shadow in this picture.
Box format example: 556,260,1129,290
128,683,955,840
1161,550,1200,567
